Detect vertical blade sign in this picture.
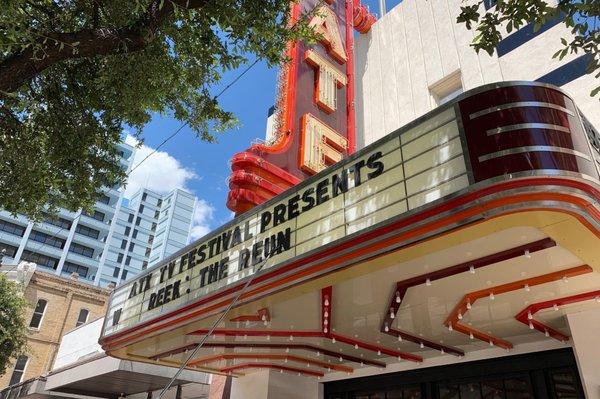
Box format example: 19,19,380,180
227,0,375,215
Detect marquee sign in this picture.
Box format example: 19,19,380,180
102,103,469,338
226,0,375,215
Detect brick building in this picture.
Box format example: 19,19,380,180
0,264,111,388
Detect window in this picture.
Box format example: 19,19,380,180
29,299,47,328
63,262,89,278
84,210,105,222
75,224,100,239
135,216,141,226
29,230,65,249
142,192,147,201
139,205,144,213
157,199,163,207
121,239,127,250
117,253,124,263
132,229,138,239
127,214,134,223
125,256,131,266
9,355,28,385
148,235,154,245
69,243,94,258
151,222,157,232
21,251,59,270
154,210,160,219
484,0,497,9
75,309,89,327
429,70,463,106
142,261,148,270
124,226,131,236
128,242,135,251
0,219,26,237
121,270,128,280
43,214,71,230
145,247,152,257
98,194,111,205
0,243,18,258
113,267,120,278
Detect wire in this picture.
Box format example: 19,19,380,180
157,253,272,399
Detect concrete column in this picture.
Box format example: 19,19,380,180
567,307,600,399
230,370,322,399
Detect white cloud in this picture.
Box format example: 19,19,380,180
124,134,215,242
124,134,198,198
189,199,215,242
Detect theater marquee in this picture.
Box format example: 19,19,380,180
102,106,469,337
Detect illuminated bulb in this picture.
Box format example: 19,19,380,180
328,367,331,372
316,351,320,357
489,292,495,300
396,292,401,303
398,335,403,342
354,344,358,349
563,276,569,283
267,335,270,341
244,334,248,340
286,347,289,353
469,265,475,274
390,308,395,319
298,372,301,376
553,303,559,311
426,278,432,286
377,350,381,356
307,363,310,368
324,311,329,318
384,323,389,332
339,356,343,362
545,330,550,337
332,337,336,344
527,311,533,320
469,332,474,340
524,284,530,292
324,297,329,306
596,296,600,303
524,249,531,259
284,358,288,363
397,356,401,361
440,349,445,355
324,319,328,325
323,327,328,333
245,320,250,327
317,376,321,380
458,312,463,320
289,335,293,341
263,320,268,326
420,342,424,349
448,324,453,332
529,322,534,330
466,300,472,310
261,314,266,321
489,340,494,347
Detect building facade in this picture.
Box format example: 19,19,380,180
99,0,600,398
0,265,111,389
0,141,196,288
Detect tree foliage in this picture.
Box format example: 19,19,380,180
0,0,314,219
0,273,28,378
457,0,600,96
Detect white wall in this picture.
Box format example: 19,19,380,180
567,308,600,399
355,0,599,146
52,317,104,370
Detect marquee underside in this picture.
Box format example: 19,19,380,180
105,207,600,378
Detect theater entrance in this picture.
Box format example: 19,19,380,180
324,349,583,399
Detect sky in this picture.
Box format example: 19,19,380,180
122,0,399,243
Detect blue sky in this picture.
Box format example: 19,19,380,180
124,0,399,241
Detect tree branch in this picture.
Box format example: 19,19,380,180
0,0,209,94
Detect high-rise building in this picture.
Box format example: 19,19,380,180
0,142,197,287
96,188,196,287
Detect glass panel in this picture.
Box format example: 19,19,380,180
460,383,482,399
481,380,504,399
505,377,533,399
439,384,460,399
551,371,579,399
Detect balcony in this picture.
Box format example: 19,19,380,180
0,230,24,247
94,200,117,214
79,214,112,231
71,232,106,250
24,241,64,259
65,251,100,269
32,222,70,238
